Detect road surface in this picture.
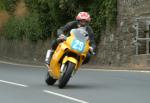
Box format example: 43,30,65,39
0,62,150,103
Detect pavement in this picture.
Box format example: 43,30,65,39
1,55,150,71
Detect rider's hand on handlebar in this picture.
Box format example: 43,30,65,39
59,34,66,40
57,34,66,41
89,47,94,52
89,47,96,55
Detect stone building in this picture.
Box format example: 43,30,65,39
96,0,150,67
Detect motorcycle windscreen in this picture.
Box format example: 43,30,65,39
70,29,87,53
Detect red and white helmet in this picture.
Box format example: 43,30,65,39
76,12,91,22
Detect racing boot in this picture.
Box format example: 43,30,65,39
45,49,54,65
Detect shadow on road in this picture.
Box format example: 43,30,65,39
64,84,105,90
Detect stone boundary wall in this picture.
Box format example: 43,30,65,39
96,0,150,66
0,37,50,65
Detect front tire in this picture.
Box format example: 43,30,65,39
45,72,57,85
58,62,75,88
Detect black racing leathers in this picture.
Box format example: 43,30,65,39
57,21,96,50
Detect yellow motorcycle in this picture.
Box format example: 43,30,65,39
45,27,92,88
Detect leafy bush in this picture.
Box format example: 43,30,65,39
25,0,67,37
3,12,42,41
1,0,117,42
0,0,5,10
26,0,117,42
89,0,117,43
1,0,18,12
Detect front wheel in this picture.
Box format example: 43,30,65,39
58,62,75,88
45,72,57,85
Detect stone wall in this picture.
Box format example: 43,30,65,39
0,37,50,65
96,0,150,66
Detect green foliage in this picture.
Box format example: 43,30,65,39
25,0,92,37
25,0,61,37
1,0,18,12
3,12,42,42
0,0,5,10
1,0,117,42
89,0,117,43
25,0,82,37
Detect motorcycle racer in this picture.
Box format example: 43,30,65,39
45,12,96,65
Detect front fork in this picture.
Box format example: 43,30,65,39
61,56,78,76
60,63,77,77
60,64,65,73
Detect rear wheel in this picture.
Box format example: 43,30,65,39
45,72,57,85
58,62,75,88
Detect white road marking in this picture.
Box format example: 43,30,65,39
43,90,89,103
84,69,150,73
0,60,44,68
0,80,28,87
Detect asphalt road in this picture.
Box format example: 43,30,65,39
0,62,150,103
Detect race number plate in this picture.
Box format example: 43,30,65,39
71,39,85,52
